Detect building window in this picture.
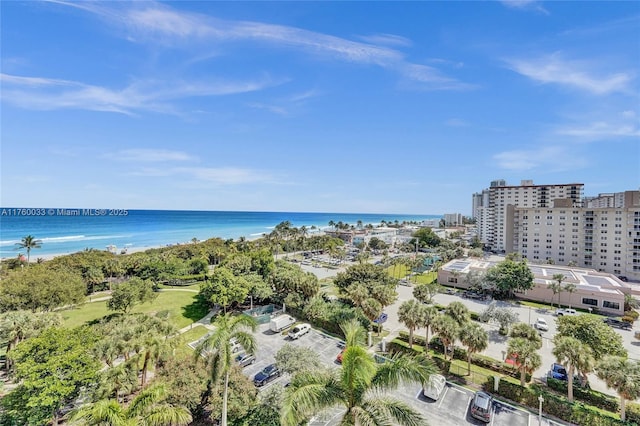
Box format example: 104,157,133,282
448,277,458,284
603,301,620,310
582,298,598,306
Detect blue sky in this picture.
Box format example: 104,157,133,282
1,1,638,215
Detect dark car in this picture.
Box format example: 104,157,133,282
603,318,633,330
253,364,281,387
373,313,388,324
470,391,493,423
235,353,256,368
547,363,568,381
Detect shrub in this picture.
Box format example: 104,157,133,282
486,377,630,426
626,402,640,424
624,310,639,320
547,378,618,412
621,315,635,324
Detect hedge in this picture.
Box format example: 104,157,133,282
397,331,529,382
547,377,618,412
486,377,632,426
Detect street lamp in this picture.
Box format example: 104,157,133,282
538,395,544,425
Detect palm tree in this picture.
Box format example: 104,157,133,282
69,383,192,426
596,356,640,421
420,305,439,351
195,313,258,426
14,235,42,265
507,337,541,386
550,274,564,308
281,319,437,426
445,301,470,326
459,323,488,375
509,323,542,349
553,336,594,402
563,283,577,309
432,315,459,360
398,300,423,347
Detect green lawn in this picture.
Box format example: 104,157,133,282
173,326,211,358
61,291,209,329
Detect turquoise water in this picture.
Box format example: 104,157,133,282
0,209,440,258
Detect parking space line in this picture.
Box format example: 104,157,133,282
437,387,450,409
463,395,472,421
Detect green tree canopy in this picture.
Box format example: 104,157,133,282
200,267,251,312
2,327,100,426
107,277,157,314
275,344,323,375
556,315,627,360
0,265,86,312
553,336,594,402
484,258,534,296
412,227,441,247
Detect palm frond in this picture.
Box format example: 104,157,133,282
362,396,428,426
340,319,367,347
126,384,167,418
142,405,193,426
282,370,344,426
68,399,128,426
372,353,436,390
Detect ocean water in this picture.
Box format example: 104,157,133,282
0,209,440,258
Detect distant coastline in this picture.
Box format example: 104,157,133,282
1,209,441,260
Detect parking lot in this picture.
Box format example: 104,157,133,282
240,321,345,391
216,319,560,426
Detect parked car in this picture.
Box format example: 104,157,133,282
555,308,578,316
253,364,281,387
229,337,243,353
462,291,488,301
289,323,311,339
422,374,447,400
470,391,493,423
534,318,549,331
373,313,388,324
547,363,568,381
603,318,633,330
235,353,256,367
336,348,346,364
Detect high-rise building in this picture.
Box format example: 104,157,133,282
511,190,640,281
444,213,463,226
473,179,584,252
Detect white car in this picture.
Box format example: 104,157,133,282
289,323,311,340
534,318,549,331
556,308,578,316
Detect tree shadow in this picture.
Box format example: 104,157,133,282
181,295,210,322
487,329,508,344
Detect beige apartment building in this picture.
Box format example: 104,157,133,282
438,259,632,315
510,191,640,281
474,180,584,253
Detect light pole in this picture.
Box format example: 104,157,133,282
538,395,544,425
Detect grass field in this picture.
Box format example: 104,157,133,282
62,291,209,329
173,326,211,357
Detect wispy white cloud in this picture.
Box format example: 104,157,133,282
127,165,281,185
500,0,549,14
554,109,640,141
1,73,279,115
506,52,633,95
357,33,412,47
557,121,640,139
107,149,195,162
493,145,587,172
48,1,470,91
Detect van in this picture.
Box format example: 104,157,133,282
422,374,446,400
269,315,296,333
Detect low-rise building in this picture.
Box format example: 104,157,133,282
437,258,632,315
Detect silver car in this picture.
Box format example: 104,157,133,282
235,353,256,367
